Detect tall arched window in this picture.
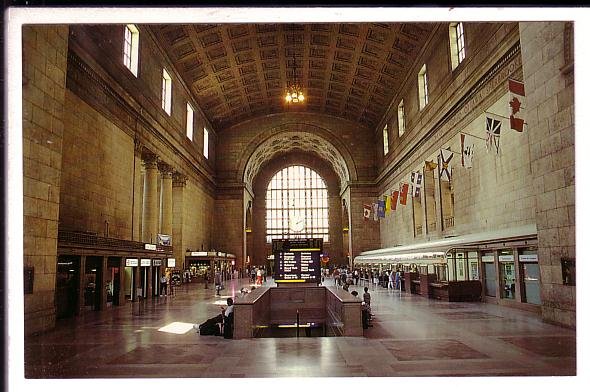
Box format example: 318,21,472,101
266,165,329,243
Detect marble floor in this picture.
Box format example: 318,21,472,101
22,277,577,382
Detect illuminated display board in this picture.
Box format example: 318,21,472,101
273,239,322,283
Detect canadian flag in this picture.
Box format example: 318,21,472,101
363,204,372,220
508,79,525,132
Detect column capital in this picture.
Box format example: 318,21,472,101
172,172,188,187
142,150,159,168
158,162,174,178
134,137,144,157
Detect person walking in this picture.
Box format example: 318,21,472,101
250,267,256,284
395,269,402,291
354,269,359,285
388,270,395,291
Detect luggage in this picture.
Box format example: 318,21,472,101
199,314,223,336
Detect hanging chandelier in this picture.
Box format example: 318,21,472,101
285,26,304,104
285,82,305,103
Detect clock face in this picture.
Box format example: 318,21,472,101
290,214,305,232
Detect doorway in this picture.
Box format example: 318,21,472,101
84,256,102,311
55,255,80,319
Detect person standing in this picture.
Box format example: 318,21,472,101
395,269,401,290
388,270,395,291
256,268,263,285
250,267,256,284
354,269,359,285
214,270,222,296
160,273,167,296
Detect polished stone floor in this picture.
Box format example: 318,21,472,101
23,277,576,380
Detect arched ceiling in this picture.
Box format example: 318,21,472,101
148,23,435,130
243,132,350,192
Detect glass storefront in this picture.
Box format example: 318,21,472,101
499,249,516,300
519,248,540,305
482,251,496,297
468,251,479,280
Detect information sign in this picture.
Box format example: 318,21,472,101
125,258,138,267
273,238,322,283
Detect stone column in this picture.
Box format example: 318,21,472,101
141,152,159,244
77,255,86,315
132,139,144,242
172,172,187,268
117,258,125,306
99,256,108,310
159,163,174,236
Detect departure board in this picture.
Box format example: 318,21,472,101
273,239,322,283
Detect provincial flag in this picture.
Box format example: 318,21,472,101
460,133,475,168
377,200,386,218
425,160,438,171
485,115,502,154
399,183,409,205
410,171,423,198
363,204,372,220
508,79,526,132
438,148,454,181
372,202,379,221
384,194,391,213
390,190,399,211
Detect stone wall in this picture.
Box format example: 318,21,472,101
22,25,69,335
59,91,135,239
214,113,378,266
519,22,575,327
376,23,530,246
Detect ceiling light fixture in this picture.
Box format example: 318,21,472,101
285,25,304,104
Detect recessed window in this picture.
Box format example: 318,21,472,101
161,68,172,115
397,100,405,137
383,124,389,156
449,22,466,70
418,64,429,110
123,24,139,76
265,165,329,243
203,127,209,159
186,103,194,141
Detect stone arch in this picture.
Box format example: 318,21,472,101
240,123,357,192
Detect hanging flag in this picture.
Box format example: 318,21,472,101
508,79,526,132
372,202,379,221
460,133,475,168
485,115,502,154
438,148,454,181
410,171,423,198
363,204,372,220
390,190,399,211
384,194,391,213
399,183,409,205
377,200,386,218
425,160,438,171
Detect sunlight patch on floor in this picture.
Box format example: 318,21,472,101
158,322,195,334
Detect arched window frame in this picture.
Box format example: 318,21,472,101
265,165,329,243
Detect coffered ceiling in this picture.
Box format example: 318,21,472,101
149,23,435,131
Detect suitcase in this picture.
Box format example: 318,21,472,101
199,314,223,336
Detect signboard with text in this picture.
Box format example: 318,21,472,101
273,238,322,284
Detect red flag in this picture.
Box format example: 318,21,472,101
508,79,525,132
390,190,399,211
399,183,409,205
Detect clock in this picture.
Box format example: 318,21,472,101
289,214,305,232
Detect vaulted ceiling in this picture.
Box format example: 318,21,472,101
148,23,436,131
